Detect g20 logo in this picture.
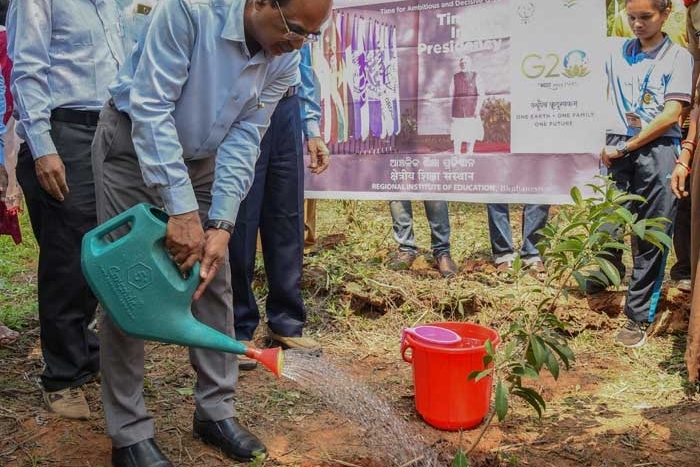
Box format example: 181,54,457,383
521,50,589,79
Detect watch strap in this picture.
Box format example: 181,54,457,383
204,219,235,234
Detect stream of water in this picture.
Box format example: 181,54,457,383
281,350,445,467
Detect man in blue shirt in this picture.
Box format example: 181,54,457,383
91,0,332,465
230,43,328,370
7,0,125,420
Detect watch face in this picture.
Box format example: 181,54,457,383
616,141,627,153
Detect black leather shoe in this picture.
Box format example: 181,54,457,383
112,438,174,467
193,415,267,461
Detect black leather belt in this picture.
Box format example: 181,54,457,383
282,86,298,99
51,107,100,126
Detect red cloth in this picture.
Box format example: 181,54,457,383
686,0,698,8
0,30,13,124
0,201,22,244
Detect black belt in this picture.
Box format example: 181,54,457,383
51,107,100,126
282,86,298,99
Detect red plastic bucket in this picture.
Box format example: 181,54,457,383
401,321,499,431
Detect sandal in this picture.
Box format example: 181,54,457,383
0,324,19,346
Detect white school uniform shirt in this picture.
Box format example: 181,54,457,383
604,35,693,139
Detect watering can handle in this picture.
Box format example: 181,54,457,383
83,203,166,255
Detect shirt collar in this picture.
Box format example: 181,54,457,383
624,34,671,63
221,0,246,42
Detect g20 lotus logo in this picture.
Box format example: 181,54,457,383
521,50,589,79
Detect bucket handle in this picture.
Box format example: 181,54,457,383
400,342,413,363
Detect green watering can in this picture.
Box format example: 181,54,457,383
80,203,283,377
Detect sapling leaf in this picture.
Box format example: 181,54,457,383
452,449,469,467
495,381,508,421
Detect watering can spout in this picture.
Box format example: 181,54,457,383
80,203,285,377
246,346,284,377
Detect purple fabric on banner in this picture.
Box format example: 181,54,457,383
344,13,355,143
368,19,383,138
390,25,400,136
351,16,368,141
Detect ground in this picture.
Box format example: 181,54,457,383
1,201,699,467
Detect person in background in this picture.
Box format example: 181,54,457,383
486,204,550,277
680,0,700,384
593,0,692,348
231,43,329,371
0,64,17,347
7,0,125,419
91,0,332,465
387,200,458,278
612,0,688,46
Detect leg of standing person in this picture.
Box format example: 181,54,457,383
304,198,317,252
388,200,418,269
94,101,260,465
670,183,692,290
258,94,317,349
424,200,457,277
519,204,550,273
670,109,692,291
615,139,677,347
229,121,270,342
16,119,99,420
486,203,515,269
228,122,270,371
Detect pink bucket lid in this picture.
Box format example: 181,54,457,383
404,325,461,345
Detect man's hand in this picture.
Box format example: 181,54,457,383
35,153,69,201
307,136,330,174
0,165,8,203
166,211,205,273
193,228,231,300
671,164,690,199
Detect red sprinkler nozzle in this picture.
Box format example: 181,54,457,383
245,346,284,377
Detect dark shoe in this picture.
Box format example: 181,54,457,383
614,319,647,348
436,254,458,278
584,278,608,295
237,340,258,371
388,250,417,270
112,438,174,467
193,416,267,462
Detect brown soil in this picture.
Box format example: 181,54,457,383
1,239,698,466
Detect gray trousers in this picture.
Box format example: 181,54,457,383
92,101,238,447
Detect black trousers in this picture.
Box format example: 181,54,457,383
605,135,678,323
229,94,306,340
670,177,691,280
16,119,99,391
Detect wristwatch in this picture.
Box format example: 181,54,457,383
203,218,235,234
615,141,630,156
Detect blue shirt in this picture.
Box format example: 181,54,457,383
110,0,299,224
7,0,125,159
298,44,321,139
115,0,159,46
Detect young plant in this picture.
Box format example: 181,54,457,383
453,177,672,466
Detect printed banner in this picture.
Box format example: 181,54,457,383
304,0,607,203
